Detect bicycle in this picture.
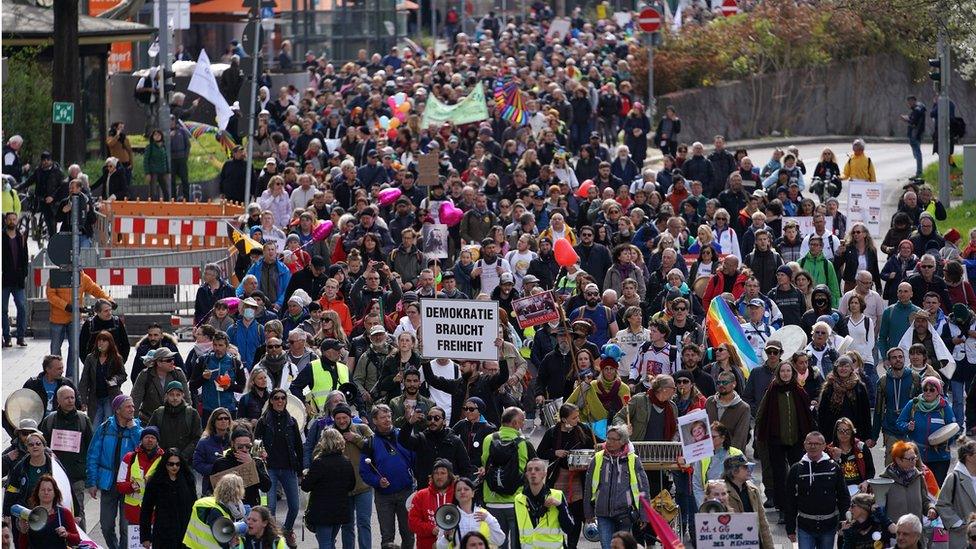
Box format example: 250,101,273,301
15,191,49,247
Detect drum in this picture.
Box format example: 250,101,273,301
928,423,960,446
769,325,808,360
567,449,595,471
540,400,559,429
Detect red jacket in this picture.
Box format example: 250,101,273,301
116,446,164,523
948,280,976,311
407,481,456,549
702,270,748,310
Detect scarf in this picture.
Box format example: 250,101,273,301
617,262,637,278
796,367,810,387
595,377,622,413
827,371,860,412
913,394,941,413
886,463,919,486
193,341,214,356
261,352,288,377
675,394,696,415
648,391,678,441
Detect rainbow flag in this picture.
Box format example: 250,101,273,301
180,120,236,153
704,296,759,378
494,80,528,126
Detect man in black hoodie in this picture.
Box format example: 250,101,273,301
218,146,250,203
527,237,559,290
574,227,612,290
769,265,808,327
283,255,328,304
211,426,272,506
784,431,850,545
422,342,509,426
398,405,474,482
743,230,784,294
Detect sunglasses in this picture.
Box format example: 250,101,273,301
716,380,733,386
924,386,939,393
166,461,181,467
428,416,444,422
26,441,43,448
463,406,478,411
158,358,175,363
216,417,231,421
673,307,687,312
899,455,918,462
920,265,935,269
267,344,282,349
676,379,692,385
765,349,781,355
272,395,287,401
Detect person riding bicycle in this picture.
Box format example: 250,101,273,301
19,151,63,240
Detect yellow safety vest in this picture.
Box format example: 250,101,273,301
309,360,350,409
698,447,742,489
514,489,565,549
183,496,233,549
122,453,162,509
591,451,640,510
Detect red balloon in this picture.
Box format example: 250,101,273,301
576,179,594,199
387,128,398,140
553,238,579,267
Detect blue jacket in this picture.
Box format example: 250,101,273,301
239,260,292,309
227,319,264,371
194,350,247,411
360,430,415,495
192,434,231,494
896,395,958,463
86,416,142,490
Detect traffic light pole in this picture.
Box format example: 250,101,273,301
70,195,80,386
646,33,655,119
937,30,951,206
243,9,261,205
158,0,172,179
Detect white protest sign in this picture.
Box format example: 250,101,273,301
695,512,760,548
848,180,884,238
783,216,833,236
677,408,713,465
547,18,572,39
50,429,82,453
128,525,142,549
613,11,633,27
420,299,499,361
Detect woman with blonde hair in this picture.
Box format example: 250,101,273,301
302,428,356,548
705,343,747,392
711,208,741,257
837,222,882,292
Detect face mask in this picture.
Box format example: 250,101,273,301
243,308,256,320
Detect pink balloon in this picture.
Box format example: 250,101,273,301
312,220,334,242
378,188,402,207
387,97,397,110
217,297,240,315
439,202,464,227
394,111,407,122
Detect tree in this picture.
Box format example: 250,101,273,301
51,0,83,165
1,49,53,163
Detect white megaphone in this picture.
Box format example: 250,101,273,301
11,504,48,531
211,517,247,543
867,477,895,508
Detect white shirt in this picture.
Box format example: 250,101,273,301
614,327,651,379
838,289,885,334
475,257,512,297
290,186,317,210
425,359,459,424
505,250,537,289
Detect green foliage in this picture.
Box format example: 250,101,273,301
637,0,948,96
81,133,224,187
922,154,964,197
2,48,53,162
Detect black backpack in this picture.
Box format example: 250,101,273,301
950,116,966,139
485,432,524,495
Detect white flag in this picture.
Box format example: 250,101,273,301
188,49,232,131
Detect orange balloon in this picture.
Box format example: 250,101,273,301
398,102,411,114
389,118,401,129
553,238,579,268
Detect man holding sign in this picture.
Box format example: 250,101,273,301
39,386,93,528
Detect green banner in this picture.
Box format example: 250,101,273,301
421,82,490,128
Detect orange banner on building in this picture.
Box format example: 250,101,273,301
89,0,133,73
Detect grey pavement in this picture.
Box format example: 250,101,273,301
0,139,941,548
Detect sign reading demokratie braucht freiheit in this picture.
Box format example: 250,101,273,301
420,299,499,361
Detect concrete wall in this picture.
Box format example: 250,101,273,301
658,54,976,141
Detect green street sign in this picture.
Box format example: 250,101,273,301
53,102,75,125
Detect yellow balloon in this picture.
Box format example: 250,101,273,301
389,118,401,129
398,102,411,114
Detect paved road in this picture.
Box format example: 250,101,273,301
0,140,937,548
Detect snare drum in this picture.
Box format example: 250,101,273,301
567,449,595,471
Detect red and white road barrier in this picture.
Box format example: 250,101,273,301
35,267,201,287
